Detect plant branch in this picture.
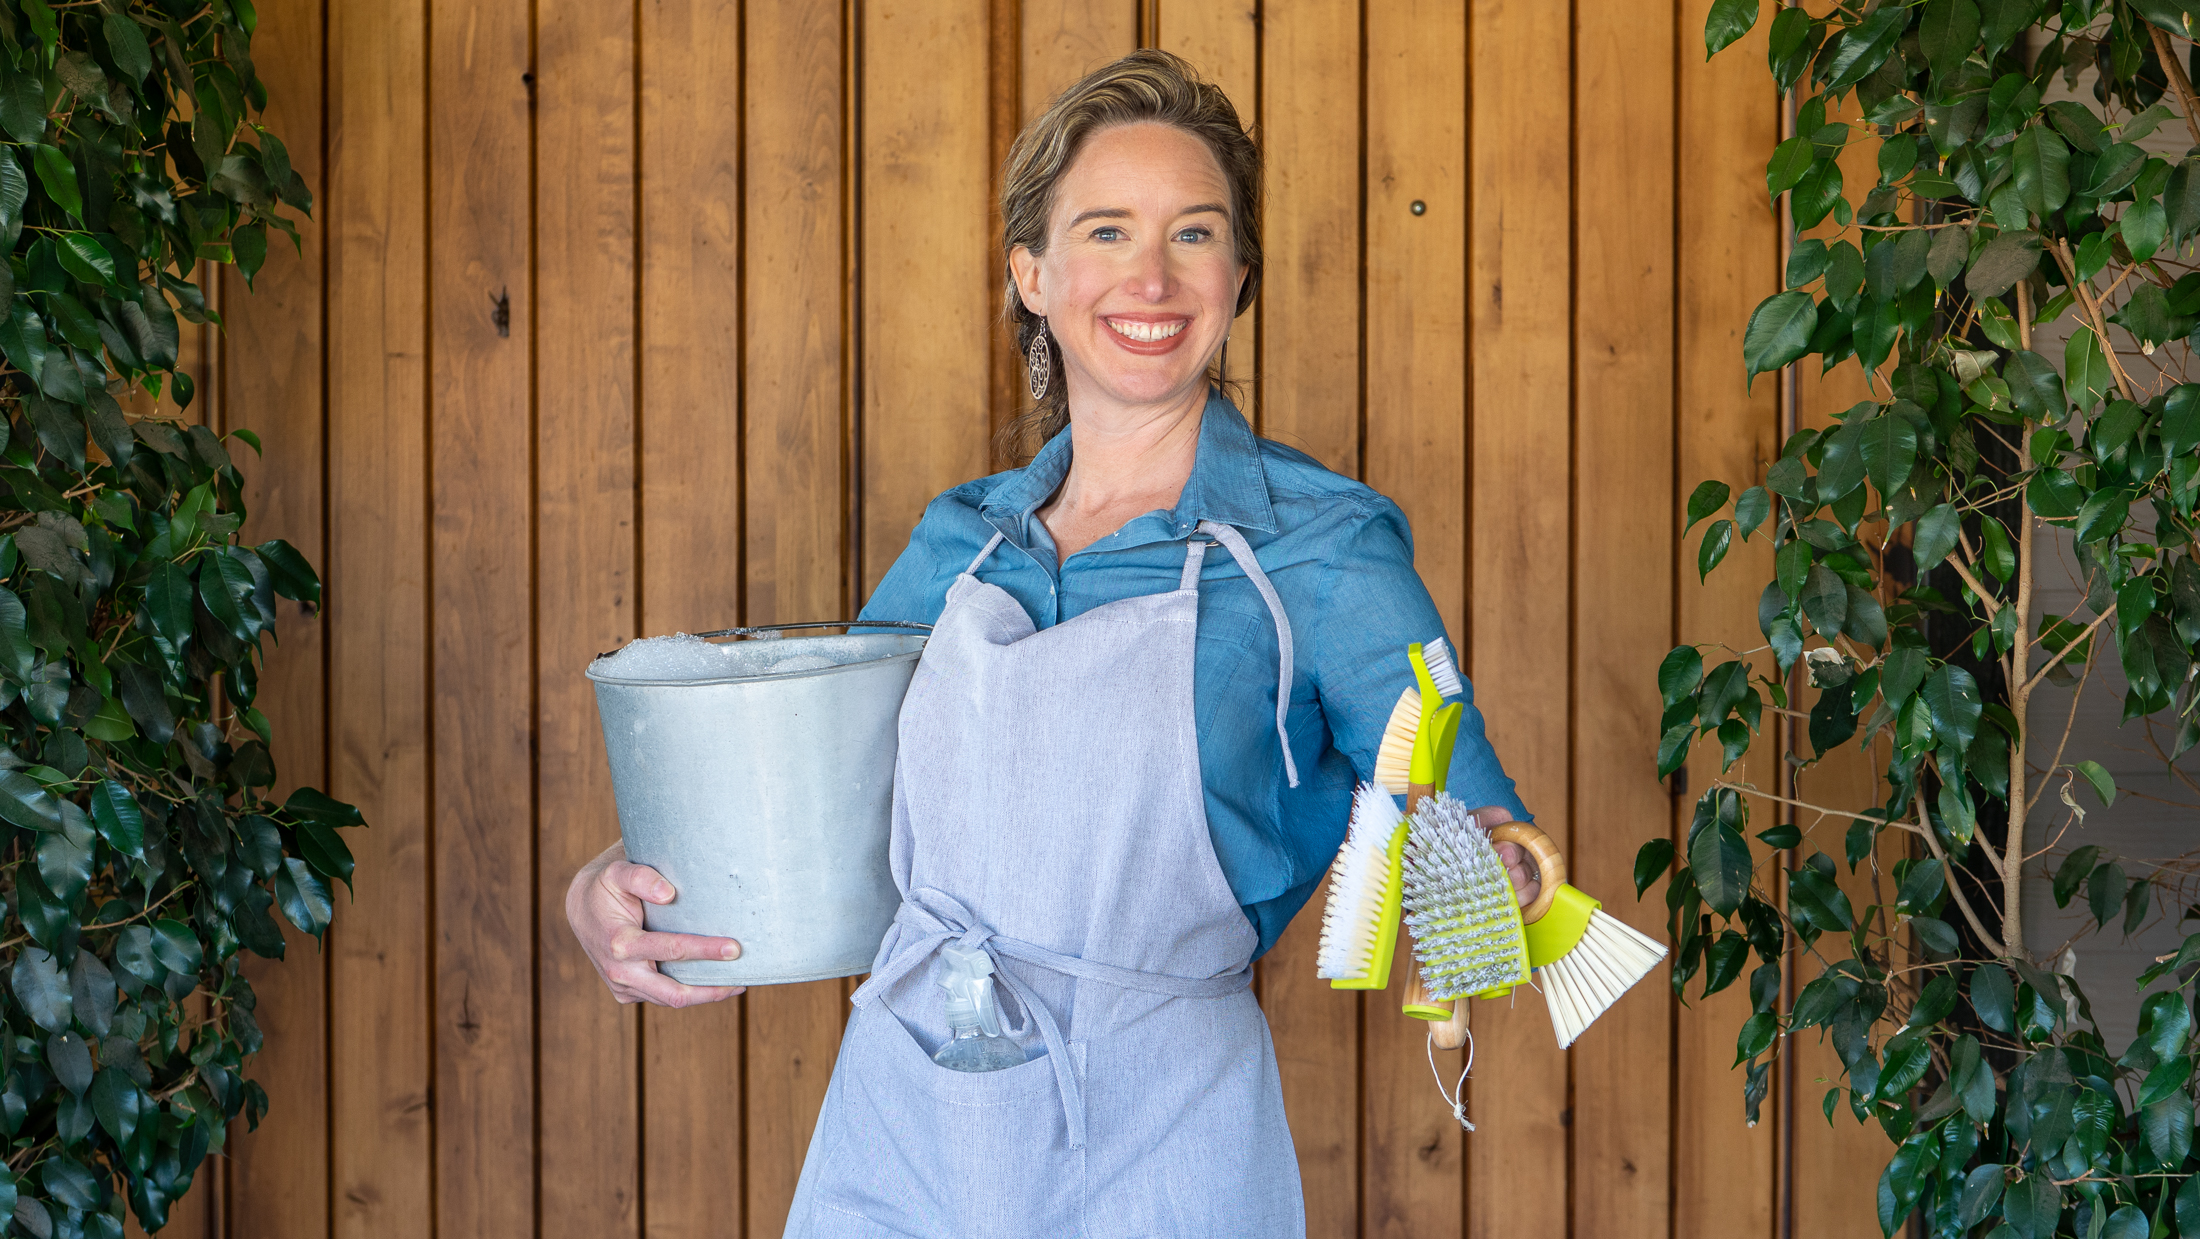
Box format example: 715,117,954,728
2018,604,2114,699
2053,237,2141,402
1707,780,1916,832
1912,789,2002,951
2151,25,2200,148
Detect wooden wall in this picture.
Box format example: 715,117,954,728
136,1,1897,1235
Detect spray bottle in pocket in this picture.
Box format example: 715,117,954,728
931,942,1029,1073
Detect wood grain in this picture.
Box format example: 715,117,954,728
536,3,643,1237
222,0,330,1231
743,1,852,1231
1571,0,1680,1233
1464,0,1574,1230
1254,4,1363,1234
1155,0,1258,427
326,0,433,1233
1257,0,1357,468
1676,0,1782,1234
1019,0,1138,121
861,0,993,600
637,3,748,1236
1362,2,1468,1234
427,1,536,1234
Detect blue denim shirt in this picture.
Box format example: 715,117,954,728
857,393,1529,958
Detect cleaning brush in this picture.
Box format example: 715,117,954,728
1400,794,1531,1001
1422,636,1464,698
1372,687,1420,794
1489,821,1670,1048
1316,783,1408,986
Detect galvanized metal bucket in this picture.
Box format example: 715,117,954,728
586,622,928,986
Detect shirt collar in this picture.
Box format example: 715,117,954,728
980,390,1277,538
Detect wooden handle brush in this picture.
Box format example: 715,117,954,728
1486,821,1670,1048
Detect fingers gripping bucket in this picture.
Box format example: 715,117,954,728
586,623,928,985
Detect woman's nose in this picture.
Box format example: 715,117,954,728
1122,239,1172,301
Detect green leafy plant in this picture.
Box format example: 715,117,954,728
0,1,353,1236
1645,0,2200,1234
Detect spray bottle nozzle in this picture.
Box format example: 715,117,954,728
938,942,1005,1038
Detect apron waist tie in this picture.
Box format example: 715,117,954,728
848,887,1253,1150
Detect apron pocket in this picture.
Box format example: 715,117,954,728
810,1002,1084,1239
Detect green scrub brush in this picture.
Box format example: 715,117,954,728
1316,783,1408,988
1400,794,1532,1002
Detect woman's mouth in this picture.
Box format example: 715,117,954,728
1102,316,1190,354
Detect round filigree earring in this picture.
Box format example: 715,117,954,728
1027,318,1051,401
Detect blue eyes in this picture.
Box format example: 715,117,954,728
1087,226,1215,244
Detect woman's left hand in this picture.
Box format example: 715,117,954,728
1474,806,1542,909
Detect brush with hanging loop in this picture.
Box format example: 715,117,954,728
1315,783,1408,988
1395,642,1475,1049
1487,821,1669,1048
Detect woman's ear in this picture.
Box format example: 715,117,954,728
1008,245,1045,315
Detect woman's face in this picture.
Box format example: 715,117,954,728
1011,122,1247,418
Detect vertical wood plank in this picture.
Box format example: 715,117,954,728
861,0,991,599
1258,0,1357,470
1676,0,1781,1234
428,1,536,1235
1570,0,1678,1232
1255,4,1362,1235
637,2,746,1236
1019,0,1138,119
326,0,433,1233
1156,0,1258,426
744,0,850,1231
537,3,642,1238
1463,0,1572,1231
1362,2,1466,1234
224,0,330,1230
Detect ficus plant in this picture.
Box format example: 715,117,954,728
0,2,357,1238
1641,0,2200,1235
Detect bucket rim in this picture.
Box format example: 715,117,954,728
585,632,926,688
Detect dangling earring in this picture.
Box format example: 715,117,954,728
1027,318,1051,401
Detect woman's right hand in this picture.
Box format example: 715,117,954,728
565,842,746,1007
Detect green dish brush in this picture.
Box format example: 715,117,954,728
1400,793,1531,1001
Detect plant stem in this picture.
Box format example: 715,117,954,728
2150,25,2200,148
1913,788,2001,949
2052,237,2140,402
2006,277,2038,959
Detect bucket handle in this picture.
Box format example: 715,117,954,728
595,620,932,661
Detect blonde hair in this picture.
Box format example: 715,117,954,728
998,49,1262,458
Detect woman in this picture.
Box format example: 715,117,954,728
567,50,1534,1237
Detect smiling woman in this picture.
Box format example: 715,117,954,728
565,48,1534,1239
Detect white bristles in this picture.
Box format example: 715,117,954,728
1535,910,1669,1048
1371,688,1420,794
1423,636,1464,699
1400,795,1529,999
1317,784,1405,979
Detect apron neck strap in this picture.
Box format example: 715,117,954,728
1177,538,1209,591
1194,521,1300,789
964,530,1008,577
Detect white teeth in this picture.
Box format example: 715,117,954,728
1106,319,1185,343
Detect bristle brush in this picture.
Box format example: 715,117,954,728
1316,783,1408,987
1488,821,1670,1048
1399,795,1531,1000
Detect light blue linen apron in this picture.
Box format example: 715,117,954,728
786,520,1305,1238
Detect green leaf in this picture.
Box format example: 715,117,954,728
1966,229,2041,299
1733,1010,1777,1065
2125,196,2168,263
1685,480,1731,532
1800,564,1848,638
1790,158,1845,231
2141,1052,2193,1109
1767,135,1814,200
1970,963,2015,1033
286,785,366,828
9,947,69,1032
1858,414,1917,497
1690,819,1753,917
1776,538,1811,600
1980,517,2014,581
88,780,141,857
2003,1172,2062,1239
1911,505,1959,571
2089,860,2126,928
1705,0,1759,56
2072,758,2116,806
2145,1092,2194,1167
1954,1161,2002,1229
1658,646,1703,705
1698,520,1733,581
1897,858,1945,912
100,11,152,83
255,538,322,603
1824,241,1865,310
2178,1170,2200,1235
2065,325,2112,411
1743,291,1816,386
150,919,202,977
1821,4,1907,91
2170,156,2200,249
1817,419,1868,499
1879,1028,1931,1096
1926,224,1968,289
2163,384,2200,456
30,145,79,220
2056,845,2103,907
2011,124,2071,218
1918,0,1981,79
1634,838,1674,897
1733,486,1770,538
1786,237,1828,288
0,71,43,145
275,857,333,935
1922,665,1982,749
145,560,192,650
